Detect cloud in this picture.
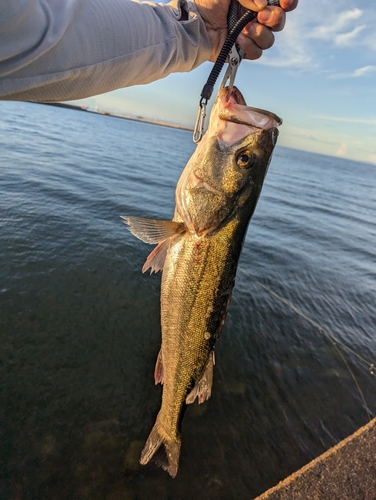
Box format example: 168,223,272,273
309,9,362,41
256,53,311,68
290,132,337,146
369,154,376,165
336,142,348,156
353,65,376,77
329,65,376,79
307,8,368,48
334,25,366,46
257,2,376,71
314,115,376,126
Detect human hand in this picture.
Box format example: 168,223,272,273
194,0,298,62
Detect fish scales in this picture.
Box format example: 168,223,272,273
122,87,282,477
161,220,240,403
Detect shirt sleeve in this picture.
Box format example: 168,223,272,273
0,0,211,102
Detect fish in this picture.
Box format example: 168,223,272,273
121,87,281,477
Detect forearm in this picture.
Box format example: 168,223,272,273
0,0,211,102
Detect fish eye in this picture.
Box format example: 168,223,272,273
236,150,255,169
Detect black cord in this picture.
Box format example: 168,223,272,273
199,0,281,104
193,0,280,142
200,9,257,104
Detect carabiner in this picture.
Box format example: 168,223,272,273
193,99,207,144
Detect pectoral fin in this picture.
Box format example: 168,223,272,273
186,351,215,405
121,216,187,274
121,216,185,244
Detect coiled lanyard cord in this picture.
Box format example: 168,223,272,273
193,0,280,143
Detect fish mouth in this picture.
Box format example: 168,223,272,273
191,171,222,196
217,86,282,130
224,86,247,106
206,87,281,145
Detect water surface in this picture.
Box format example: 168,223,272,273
0,101,375,499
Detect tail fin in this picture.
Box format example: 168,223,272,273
140,417,181,478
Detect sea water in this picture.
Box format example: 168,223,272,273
0,101,375,499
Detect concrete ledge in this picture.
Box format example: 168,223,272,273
256,418,376,500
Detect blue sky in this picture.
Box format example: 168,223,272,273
74,0,376,165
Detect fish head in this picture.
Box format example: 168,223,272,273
175,88,282,235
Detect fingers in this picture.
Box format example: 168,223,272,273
203,0,299,62
257,6,286,32
238,23,274,59
256,0,299,33
240,0,299,33
258,0,299,29
279,0,299,12
238,0,268,13
239,0,299,13
237,0,299,58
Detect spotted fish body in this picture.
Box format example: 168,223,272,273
122,88,281,477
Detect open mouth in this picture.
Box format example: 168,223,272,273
218,87,282,130
226,87,247,106
204,86,282,145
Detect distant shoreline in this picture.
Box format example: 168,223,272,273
33,101,194,132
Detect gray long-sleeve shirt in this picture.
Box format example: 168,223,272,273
0,0,211,101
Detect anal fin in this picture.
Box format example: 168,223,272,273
186,351,215,405
154,349,164,385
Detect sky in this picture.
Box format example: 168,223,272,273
73,0,376,165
